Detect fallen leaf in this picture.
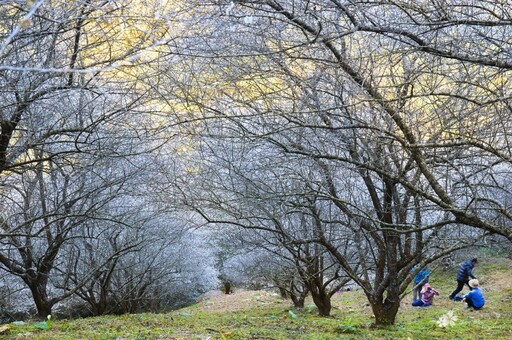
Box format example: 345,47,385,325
0,325,10,334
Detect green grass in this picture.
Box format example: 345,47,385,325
2,257,511,339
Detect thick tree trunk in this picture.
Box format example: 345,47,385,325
369,297,400,326
28,284,53,319
310,289,331,316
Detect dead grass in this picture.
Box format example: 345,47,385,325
196,290,284,313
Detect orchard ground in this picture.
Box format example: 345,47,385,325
2,257,511,339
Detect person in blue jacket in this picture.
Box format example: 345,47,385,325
412,266,431,301
463,279,485,310
449,258,477,300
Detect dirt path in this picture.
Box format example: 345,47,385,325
195,290,284,313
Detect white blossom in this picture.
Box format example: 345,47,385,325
436,311,458,328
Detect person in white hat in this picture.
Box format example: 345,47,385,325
462,279,485,310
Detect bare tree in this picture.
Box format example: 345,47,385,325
0,0,185,318
156,0,508,325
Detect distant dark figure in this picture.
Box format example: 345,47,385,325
463,279,485,310
449,258,477,300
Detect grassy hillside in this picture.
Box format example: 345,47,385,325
2,257,511,339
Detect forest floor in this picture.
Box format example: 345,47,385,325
2,256,512,339
196,289,285,313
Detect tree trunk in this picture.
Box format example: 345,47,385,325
221,281,232,294
310,289,331,317
95,289,109,315
289,281,308,308
290,292,306,308
369,296,400,326
278,287,288,299
28,284,52,319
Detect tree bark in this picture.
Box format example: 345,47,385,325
28,283,53,319
310,289,332,317
290,290,307,309
369,294,401,326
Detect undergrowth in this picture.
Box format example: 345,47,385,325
2,257,511,339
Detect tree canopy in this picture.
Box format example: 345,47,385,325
0,0,511,326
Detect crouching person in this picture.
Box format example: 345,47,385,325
412,283,440,307
463,279,485,310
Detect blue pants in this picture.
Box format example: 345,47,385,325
412,300,431,307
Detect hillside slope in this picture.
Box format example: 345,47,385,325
2,257,511,339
